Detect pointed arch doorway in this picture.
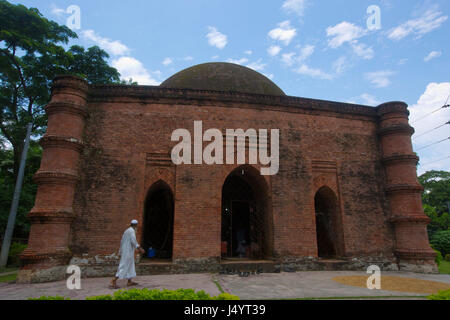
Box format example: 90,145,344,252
221,166,273,260
142,180,174,260
314,186,343,258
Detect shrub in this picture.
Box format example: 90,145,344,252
86,288,240,300
428,289,450,300
445,254,450,262
8,242,27,266
430,230,450,256
434,249,443,265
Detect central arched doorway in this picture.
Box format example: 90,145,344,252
221,166,272,260
314,186,342,258
142,180,174,260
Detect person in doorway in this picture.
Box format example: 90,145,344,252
110,220,145,289
236,222,246,258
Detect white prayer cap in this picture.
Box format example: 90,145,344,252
131,219,138,225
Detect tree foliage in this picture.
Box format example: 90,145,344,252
0,1,122,239
0,141,42,237
419,170,450,239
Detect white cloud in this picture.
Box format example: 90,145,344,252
112,57,160,85
268,45,282,57
298,44,314,61
326,21,366,48
246,59,266,72
268,21,297,46
424,51,442,62
244,50,253,55
295,64,333,80
365,70,394,88
388,9,448,41
162,57,173,66
50,4,65,17
282,0,308,16
207,26,228,50
351,43,374,60
410,82,450,174
348,93,380,106
399,58,409,65
281,52,296,66
226,58,266,72
332,56,347,74
226,58,249,65
326,21,374,59
184,56,194,61
82,30,130,56
280,45,314,66
211,55,220,60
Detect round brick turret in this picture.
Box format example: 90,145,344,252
377,101,437,273
18,76,89,283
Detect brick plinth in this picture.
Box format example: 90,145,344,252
377,102,437,272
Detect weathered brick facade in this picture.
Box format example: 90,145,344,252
18,63,437,283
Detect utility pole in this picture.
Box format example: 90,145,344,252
0,123,33,268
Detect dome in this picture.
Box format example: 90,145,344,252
160,62,285,96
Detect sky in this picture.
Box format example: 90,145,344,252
11,0,450,174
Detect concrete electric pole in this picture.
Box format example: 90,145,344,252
0,123,33,268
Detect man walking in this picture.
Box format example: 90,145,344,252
110,220,145,289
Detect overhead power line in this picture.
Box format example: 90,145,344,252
416,137,450,151
419,155,450,167
414,120,450,139
411,94,450,124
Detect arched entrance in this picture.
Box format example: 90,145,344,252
221,166,272,260
314,186,341,258
142,180,174,260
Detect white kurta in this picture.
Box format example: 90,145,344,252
115,227,140,279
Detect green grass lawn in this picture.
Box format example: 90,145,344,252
0,266,18,274
0,272,17,283
439,260,450,274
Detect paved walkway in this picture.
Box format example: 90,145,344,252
0,271,449,300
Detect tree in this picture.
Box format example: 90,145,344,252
419,170,450,237
0,1,123,238
66,45,120,84
0,1,122,179
0,141,42,238
0,0,77,178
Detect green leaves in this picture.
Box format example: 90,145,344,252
419,170,450,238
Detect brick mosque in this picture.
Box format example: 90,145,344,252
18,62,437,283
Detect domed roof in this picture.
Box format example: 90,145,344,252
160,62,285,96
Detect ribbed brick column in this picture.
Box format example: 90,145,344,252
377,102,437,273
18,76,88,282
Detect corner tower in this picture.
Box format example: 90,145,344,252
377,102,437,273
18,76,88,283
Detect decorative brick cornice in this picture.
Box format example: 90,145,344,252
389,215,430,224
88,84,379,118
382,154,419,165
377,101,409,117
377,124,415,137
40,135,84,152
51,75,89,93
45,102,88,118
385,184,424,194
27,209,76,223
33,171,80,185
